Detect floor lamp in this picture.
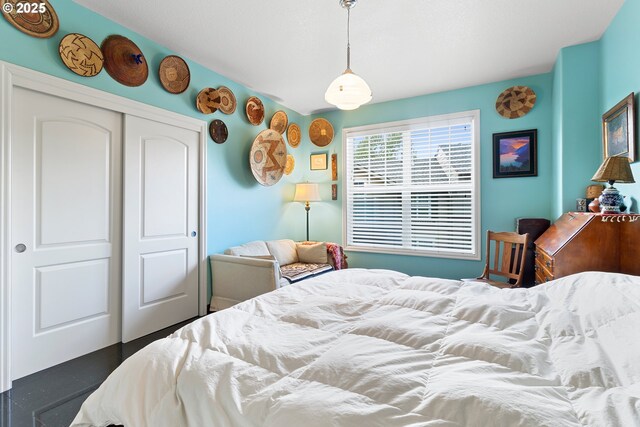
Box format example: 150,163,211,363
293,183,321,241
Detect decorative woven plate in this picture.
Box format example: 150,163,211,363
270,110,288,134
284,154,295,175
159,55,190,94
209,119,228,144
249,129,287,186
196,88,220,114
246,96,265,125
309,118,334,147
2,0,58,38
287,123,301,148
495,86,537,119
217,86,237,114
59,33,103,77
101,35,148,87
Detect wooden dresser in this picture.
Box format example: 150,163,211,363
534,212,640,285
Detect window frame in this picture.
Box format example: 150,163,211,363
341,110,481,260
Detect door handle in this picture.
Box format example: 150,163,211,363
191,231,197,237
15,243,26,253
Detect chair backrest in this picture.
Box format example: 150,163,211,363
480,231,530,287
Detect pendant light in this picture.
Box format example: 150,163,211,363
324,0,372,110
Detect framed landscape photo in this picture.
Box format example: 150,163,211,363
310,152,328,170
602,92,635,162
493,129,537,178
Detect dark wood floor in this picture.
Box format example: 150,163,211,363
0,318,197,427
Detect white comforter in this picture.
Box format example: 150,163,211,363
72,269,640,427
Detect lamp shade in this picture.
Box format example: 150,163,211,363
324,69,372,111
293,183,321,202
591,156,636,183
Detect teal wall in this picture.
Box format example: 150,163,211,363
307,73,554,279
0,0,311,298
550,42,601,218
600,0,640,211
2,0,637,289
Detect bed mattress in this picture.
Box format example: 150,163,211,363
72,269,640,426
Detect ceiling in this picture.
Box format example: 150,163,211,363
74,0,624,115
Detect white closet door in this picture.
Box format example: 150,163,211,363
10,87,122,379
122,115,199,343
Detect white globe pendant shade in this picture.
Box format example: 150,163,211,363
324,69,372,110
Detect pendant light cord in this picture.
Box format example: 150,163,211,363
346,8,351,70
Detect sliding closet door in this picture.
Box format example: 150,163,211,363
122,115,199,343
10,87,122,379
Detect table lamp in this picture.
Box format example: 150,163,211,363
591,156,635,213
293,183,321,241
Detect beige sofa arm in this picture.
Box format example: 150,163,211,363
209,254,280,311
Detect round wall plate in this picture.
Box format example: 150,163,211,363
287,123,301,148
495,86,536,119
217,86,237,114
2,0,59,38
59,33,104,77
249,129,287,186
209,119,228,144
270,110,288,134
246,96,265,125
196,88,221,114
159,55,190,94
284,154,295,175
101,35,148,87
309,118,334,147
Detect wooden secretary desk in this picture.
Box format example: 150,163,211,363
534,212,640,285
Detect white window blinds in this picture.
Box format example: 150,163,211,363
344,110,480,259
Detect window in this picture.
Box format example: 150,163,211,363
343,110,480,259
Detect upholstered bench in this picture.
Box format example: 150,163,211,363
209,239,346,311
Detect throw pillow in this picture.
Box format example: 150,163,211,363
296,242,327,264
266,239,299,265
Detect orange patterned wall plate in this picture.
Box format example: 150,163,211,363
101,35,148,87
246,96,265,125
309,118,334,147
250,129,287,186
217,86,237,114
59,33,103,77
159,55,190,94
287,123,301,148
495,86,537,119
196,87,220,114
2,0,58,38
270,110,288,134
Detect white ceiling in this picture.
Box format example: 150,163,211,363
74,0,624,115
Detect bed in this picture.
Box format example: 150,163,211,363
71,269,640,426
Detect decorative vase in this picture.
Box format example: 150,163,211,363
588,198,600,213
599,186,623,214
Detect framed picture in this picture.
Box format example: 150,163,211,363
602,92,635,162
310,152,328,170
492,129,537,178
331,153,338,180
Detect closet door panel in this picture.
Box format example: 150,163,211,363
10,87,122,379
122,115,199,343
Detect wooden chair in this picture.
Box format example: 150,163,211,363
472,231,530,288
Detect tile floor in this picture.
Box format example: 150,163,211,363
0,318,197,427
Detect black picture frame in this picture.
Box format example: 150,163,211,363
492,129,537,178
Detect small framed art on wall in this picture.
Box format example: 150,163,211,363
310,153,328,170
492,129,537,178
